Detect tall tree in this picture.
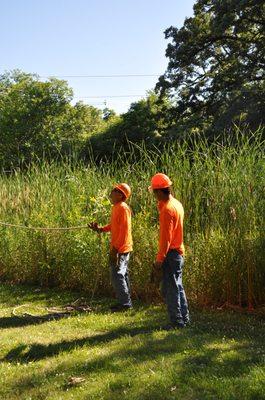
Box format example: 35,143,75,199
157,0,265,133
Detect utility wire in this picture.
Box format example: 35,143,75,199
40,74,160,78
74,95,144,99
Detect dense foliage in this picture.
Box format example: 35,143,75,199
157,0,265,135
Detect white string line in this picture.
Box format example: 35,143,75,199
0,221,89,231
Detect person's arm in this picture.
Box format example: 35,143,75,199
100,224,111,232
156,210,174,262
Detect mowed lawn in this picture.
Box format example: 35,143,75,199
0,284,264,400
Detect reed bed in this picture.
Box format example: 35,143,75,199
0,133,264,307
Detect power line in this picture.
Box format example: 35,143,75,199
40,74,160,79
73,94,144,99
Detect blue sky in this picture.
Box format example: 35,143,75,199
1,0,195,113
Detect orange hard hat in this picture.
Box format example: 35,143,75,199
149,173,172,190
114,183,131,199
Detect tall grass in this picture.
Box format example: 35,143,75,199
0,132,264,307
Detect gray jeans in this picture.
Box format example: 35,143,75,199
110,252,132,307
162,249,189,325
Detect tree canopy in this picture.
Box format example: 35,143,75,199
0,71,105,168
157,0,265,133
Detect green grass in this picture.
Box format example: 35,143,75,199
0,283,264,400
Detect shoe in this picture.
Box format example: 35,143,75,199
110,304,133,313
161,322,185,331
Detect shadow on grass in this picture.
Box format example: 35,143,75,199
0,312,73,329
4,317,265,400
0,302,145,329
1,284,265,399
2,321,162,363
1,284,265,400
0,283,90,308
2,310,265,364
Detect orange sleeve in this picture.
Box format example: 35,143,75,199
156,210,174,262
115,207,131,253
101,224,111,232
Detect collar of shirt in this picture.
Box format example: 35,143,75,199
157,194,173,212
113,201,124,208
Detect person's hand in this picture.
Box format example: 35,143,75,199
88,222,101,232
150,261,163,284
109,247,118,265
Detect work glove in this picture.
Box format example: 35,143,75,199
88,222,101,232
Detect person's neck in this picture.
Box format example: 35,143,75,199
159,194,171,202
113,200,123,205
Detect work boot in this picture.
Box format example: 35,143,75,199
110,304,132,313
161,322,185,331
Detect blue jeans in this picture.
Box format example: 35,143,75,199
110,252,132,307
161,250,189,325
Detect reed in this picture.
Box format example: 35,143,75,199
0,131,264,307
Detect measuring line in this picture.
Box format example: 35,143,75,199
0,221,89,231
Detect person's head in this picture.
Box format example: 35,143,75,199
153,187,171,201
149,173,172,201
110,183,131,204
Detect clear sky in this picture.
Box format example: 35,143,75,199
1,0,195,114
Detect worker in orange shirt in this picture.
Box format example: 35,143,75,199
149,173,190,329
89,183,133,312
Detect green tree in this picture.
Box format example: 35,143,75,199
0,70,73,168
87,92,172,159
157,0,265,134
0,70,104,168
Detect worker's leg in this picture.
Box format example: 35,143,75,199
110,252,132,307
162,250,184,326
177,265,190,324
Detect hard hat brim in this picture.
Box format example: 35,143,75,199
148,184,172,191
114,184,130,199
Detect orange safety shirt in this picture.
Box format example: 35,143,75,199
157,195,185,262
101,201,133,253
